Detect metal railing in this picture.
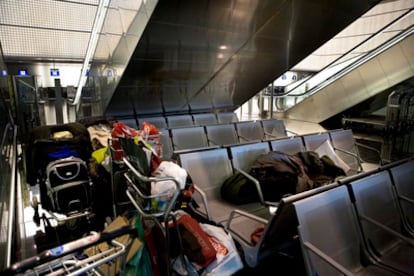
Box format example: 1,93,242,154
272,8,414,111
3,124,17,268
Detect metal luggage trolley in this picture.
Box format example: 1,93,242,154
108,136,130,216
3,226,136,276
108,132,162,217
123,157,181,223
119,136,183,275
123,157,181,274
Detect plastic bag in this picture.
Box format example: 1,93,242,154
126,218,153,276
141,121,162,157
111,122,141,161
142,121,160,136
152,161,188,190
314,140,350,174
112,122,141,139
199,224,244,275
151,161,189,211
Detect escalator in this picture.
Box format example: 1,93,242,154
282,12,414,123
271,8,414,162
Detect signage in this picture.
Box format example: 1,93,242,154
50,68,60,77
18,69,29,76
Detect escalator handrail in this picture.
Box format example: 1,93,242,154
279,8,414,98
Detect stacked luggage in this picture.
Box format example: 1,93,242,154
25,122,94,216
20,119,245,275
118,133,243,275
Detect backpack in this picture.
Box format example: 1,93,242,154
45,156,92,213
221,172,260,204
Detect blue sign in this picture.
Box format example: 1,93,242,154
18,69,28,76
1,69,6,76
50,68,60,77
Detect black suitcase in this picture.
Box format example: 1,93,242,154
25,122,93,186
44,156,92,214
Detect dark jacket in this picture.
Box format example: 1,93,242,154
249,150,346,202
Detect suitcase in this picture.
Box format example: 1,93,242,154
44,156,92,214
25,122,93,186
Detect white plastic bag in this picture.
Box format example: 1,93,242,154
314,140,350,174
151,161,187,195
199,224,244,275
151,161,188,210
152,161,187,191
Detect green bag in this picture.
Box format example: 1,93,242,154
221,172,259,204
119,137,151,176
125,218,153,276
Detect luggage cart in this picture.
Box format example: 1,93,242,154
3,226,136,276
118,134,188,275
123,157,181,224
108,131,162,217
123,156,181,275
108,137,130,217
119,135,213,275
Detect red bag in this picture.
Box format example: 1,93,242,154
173,214,217,267
142,121,160,135
250,224,266,245
141,121,162,157
111,122,141,138
142,219,167,276
111,122,142,161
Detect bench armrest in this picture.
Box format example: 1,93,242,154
233,167,279,207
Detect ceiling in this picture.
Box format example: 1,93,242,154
1,0,413,117
0,0,155,62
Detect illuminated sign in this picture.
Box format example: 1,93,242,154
18,69,29,76
50,68,60,77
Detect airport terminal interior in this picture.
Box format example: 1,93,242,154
1,0,414,275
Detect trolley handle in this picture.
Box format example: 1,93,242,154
123,156,182,218
3,225,136,275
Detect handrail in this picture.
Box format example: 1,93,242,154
290,22,414,99
6,125,17,267
274,8,414,100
